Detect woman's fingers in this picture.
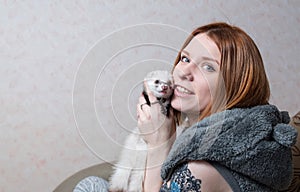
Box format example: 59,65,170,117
137,95,151,120
143,81,157,104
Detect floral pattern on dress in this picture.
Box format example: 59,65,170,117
160,163,201,192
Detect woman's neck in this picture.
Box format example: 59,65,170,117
186,113,199,126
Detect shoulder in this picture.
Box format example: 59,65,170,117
188,160,232,192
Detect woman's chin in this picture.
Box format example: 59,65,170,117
171,99,191,114
171,98,181,111
171,98,202,116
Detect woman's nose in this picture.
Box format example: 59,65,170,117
178,64,194,81
184,74,193,81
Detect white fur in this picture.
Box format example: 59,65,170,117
109,70,173,192
109,128,147,192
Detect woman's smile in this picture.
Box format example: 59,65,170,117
174,85,194,96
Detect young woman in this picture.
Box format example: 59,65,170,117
74,22,297,192
137,22,297,191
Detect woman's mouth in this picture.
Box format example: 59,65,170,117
174,85,194,96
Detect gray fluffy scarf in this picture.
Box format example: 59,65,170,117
161,104,298,191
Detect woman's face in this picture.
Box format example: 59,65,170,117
171,33,221,116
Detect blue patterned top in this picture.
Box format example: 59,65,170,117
160,163,201,192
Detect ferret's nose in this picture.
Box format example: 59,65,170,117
162,85,168,90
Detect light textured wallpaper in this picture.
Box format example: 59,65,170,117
1,0,300,191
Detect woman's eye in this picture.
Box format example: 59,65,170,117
203,64,215,72
181,55,190,63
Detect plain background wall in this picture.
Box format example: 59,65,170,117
1,1,300,191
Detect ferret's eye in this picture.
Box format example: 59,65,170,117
154,80,159,84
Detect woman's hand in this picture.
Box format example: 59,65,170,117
136,83,176,148
136,83,176,191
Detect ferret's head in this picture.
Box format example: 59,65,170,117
144,70,174,99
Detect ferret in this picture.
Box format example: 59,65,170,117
109,70,174,192
143,70,173,117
